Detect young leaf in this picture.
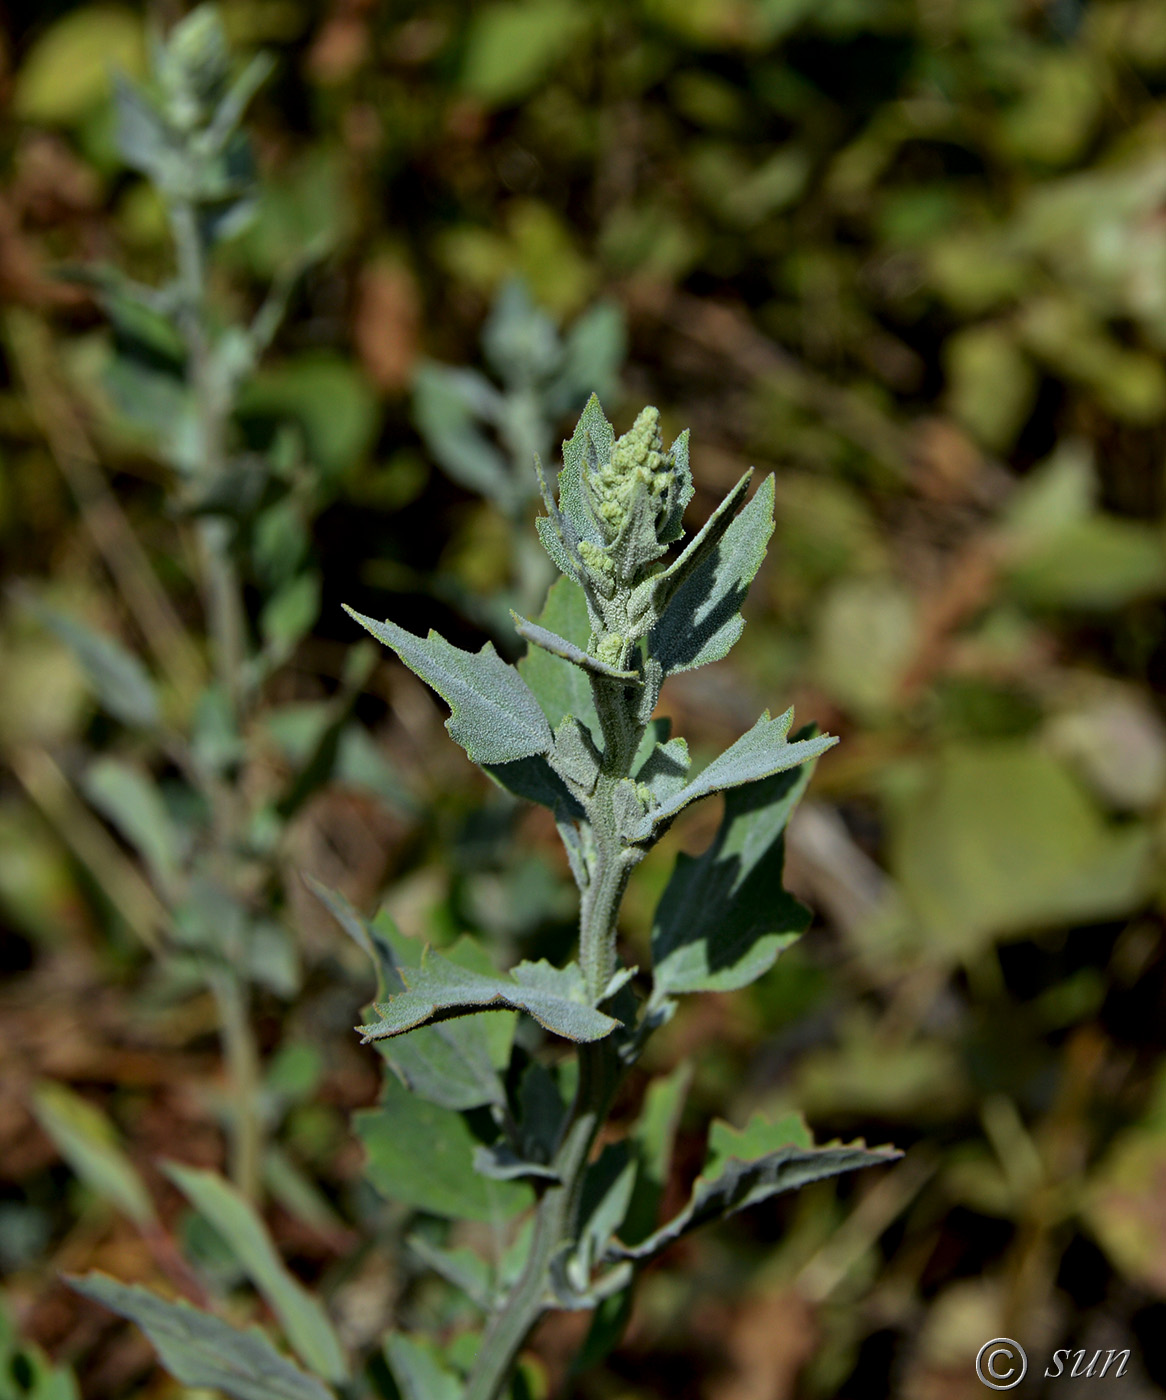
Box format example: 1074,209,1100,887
511,611,640,683
163,1163,348,1385
651,751,817,995
344,607,552,765
68,1275,331,1400
606,1114,899,1265
31,1083,154,1229
385,1334,463,1400
356,952,619,1045
413,363,514,509
628,710,837,841
650,473,775,674
356,1075,532,1223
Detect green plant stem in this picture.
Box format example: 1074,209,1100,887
171,195,262,1199
464,1041,621,1400
209,967,262,1203
465,672,643,1399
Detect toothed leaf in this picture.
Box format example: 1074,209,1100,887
652,739,819,995
606,1115,899,1265
357,952,619,1044
344,607,552,765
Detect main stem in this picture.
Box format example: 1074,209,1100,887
464,675,643,1400
171,196,261,1202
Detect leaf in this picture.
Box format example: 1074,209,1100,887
483,754,584,820
649,474,775,674
516,576,600,735
891,742,1154,958
1005,516,1166,610
405,1234,494,1310
622,1063,693,1245
631,470,753,633
557,394,613,547
628,710,837,841
651,746,818,994
384,1334,462,1400
374,917,516,1112
606,1114,898,1265
568,1143,637,1291
14,5,144,124
511,611,640,683
413,363,515,507
462,1,588,108
239,353,379,481
35,605,159,729
356,1074,532,1222
31,1083,154,1228
68,1275,331,1400
345,607,552,765
163,1164,347,1385
635,737,690,807
356,951,619,1044
83,757,178,889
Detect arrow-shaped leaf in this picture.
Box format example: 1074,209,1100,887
606,1114,898,1265
68,1275,331,1400
628,710,836,841
650,473,775,674
357,952,619,1044
651,742,818,995
344,607,552,765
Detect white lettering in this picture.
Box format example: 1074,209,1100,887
1044,1349,1069,1378
1098,1349,1130,1378
987,1348,1016,1381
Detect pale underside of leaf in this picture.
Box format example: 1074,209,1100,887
605,1131,899,1265
357,951,619,1044
68,1275,331,1400
628,710,837,841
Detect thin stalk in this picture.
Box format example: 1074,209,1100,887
464,1043,620,1400
464,669,642,1399
209,967,263,1203
170,195,262,1198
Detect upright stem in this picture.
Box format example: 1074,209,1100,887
170,195,261,1200
465,672,643,1399
464,1042,620,1400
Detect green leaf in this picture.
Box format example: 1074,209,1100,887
631,470,753,634
405,1234,494,1310
31,1083,154,1228
163,1164,348,1385
512,611,640,683
14,5,144,124
384,1334,462,1400
462,1,588,108
83,757,178,889
649,473,774,674
374,917,516,1112
345,607,552,765
651,749,817,994
68,1275,331,1400
606,1114,898,1265
356,1074,532,1222
622,1063,693,1245
240,353,379,481
891,743,1154,957
566,1143,637,1294
357,951,619,1044
35,606,158,729
413,363,514,508
1005,516,1166,610
628,710,836,841
516,576,600,736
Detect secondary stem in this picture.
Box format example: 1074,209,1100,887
171,194,262,1199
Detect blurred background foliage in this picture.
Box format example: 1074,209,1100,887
3,0,1166,1397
